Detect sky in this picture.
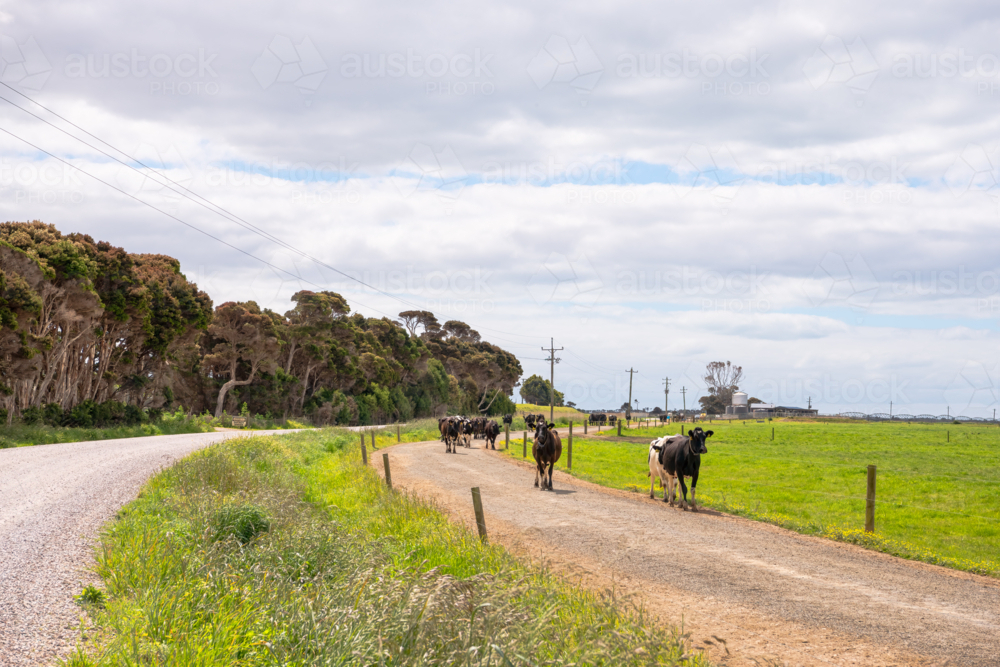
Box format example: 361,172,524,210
2,0,1000,416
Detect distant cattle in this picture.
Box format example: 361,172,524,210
647,427,713,510
484,420,500,449
502,413,513,426
525,413,539,430
532,421,563,490
589,413,607,425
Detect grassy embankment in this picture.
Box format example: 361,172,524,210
0,411,215,449
504,420,1000,577
65,429,708,666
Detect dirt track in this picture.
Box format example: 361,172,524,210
375,436,1000,667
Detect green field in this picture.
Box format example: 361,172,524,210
505,420,1000,576
66,429,705,666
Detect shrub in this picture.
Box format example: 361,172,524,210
210,503,270,545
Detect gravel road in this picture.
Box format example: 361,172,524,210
0,430,289,667
376,437,1000,667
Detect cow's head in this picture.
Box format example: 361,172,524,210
534,421,556,444
688,427,714,454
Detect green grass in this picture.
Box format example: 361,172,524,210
0,412,215,449
505,420,1000,577
66,429,708,666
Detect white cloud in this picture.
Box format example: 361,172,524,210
1,0,1000,414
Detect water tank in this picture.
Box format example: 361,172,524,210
732,391,748,407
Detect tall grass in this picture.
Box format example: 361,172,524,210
67,431,708,666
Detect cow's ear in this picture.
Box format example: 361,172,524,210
549,422,556,428
705,430,714,437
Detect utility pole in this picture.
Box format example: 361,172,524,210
663,377,670,415
625,367,637,422
889,400,892,418
807,396,812,410
542,338,563,422
680,386,687,415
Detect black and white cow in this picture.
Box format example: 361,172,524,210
647,427,713,510
484,420,500,449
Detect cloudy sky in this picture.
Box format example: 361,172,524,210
2,0,1000,416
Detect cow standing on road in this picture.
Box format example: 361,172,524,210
484,420,500,449
647,427,713,510
532,421,562,490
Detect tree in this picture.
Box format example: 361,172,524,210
398,310,440,338
520,374,563,406
698,394,726,414
703,361,744,408
203,301,280,417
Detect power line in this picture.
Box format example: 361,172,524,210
0,83,544,345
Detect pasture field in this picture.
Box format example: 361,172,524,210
66,429,704,666
505,420,1000,576
515,403,591,424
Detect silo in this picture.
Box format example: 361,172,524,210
732,391,748,416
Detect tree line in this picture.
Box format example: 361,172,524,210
0,221,522,426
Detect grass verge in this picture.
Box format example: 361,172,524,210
0,411,214,449
66,430,708,666
505,421,1000,578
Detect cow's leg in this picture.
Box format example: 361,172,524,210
547,461,554,490
661,473,670,502
534,463,541,488
690,470,699,511
649,468,655,499
678,475,689,510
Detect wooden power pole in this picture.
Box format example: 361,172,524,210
662,376,670,414
542,338,563,422
625,368,637,422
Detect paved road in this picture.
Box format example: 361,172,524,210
377,438,1000,667
0,431,290,667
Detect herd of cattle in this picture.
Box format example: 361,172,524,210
437,416,502,453
435,414,713,509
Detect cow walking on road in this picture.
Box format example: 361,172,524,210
532,421,562,490
648,427,713,510
484,420,500,450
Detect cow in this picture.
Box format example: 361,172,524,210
484,420,500,449
502,414,513,426
525,413,538,430
532,421,563,490
461,419,474,447
647,427,713,510
443,418,460,454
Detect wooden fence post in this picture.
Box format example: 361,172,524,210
505,423,510,449
772,427,775,440
471,487,488,542
361,433,368,465
865,465,877,533
397,423,400,442
617,420,622,437
584,420,587,435
568,421,573,470
523,431,527,458
383,453,392,490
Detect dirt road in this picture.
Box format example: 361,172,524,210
376,437,1000,667
0,430,290,667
